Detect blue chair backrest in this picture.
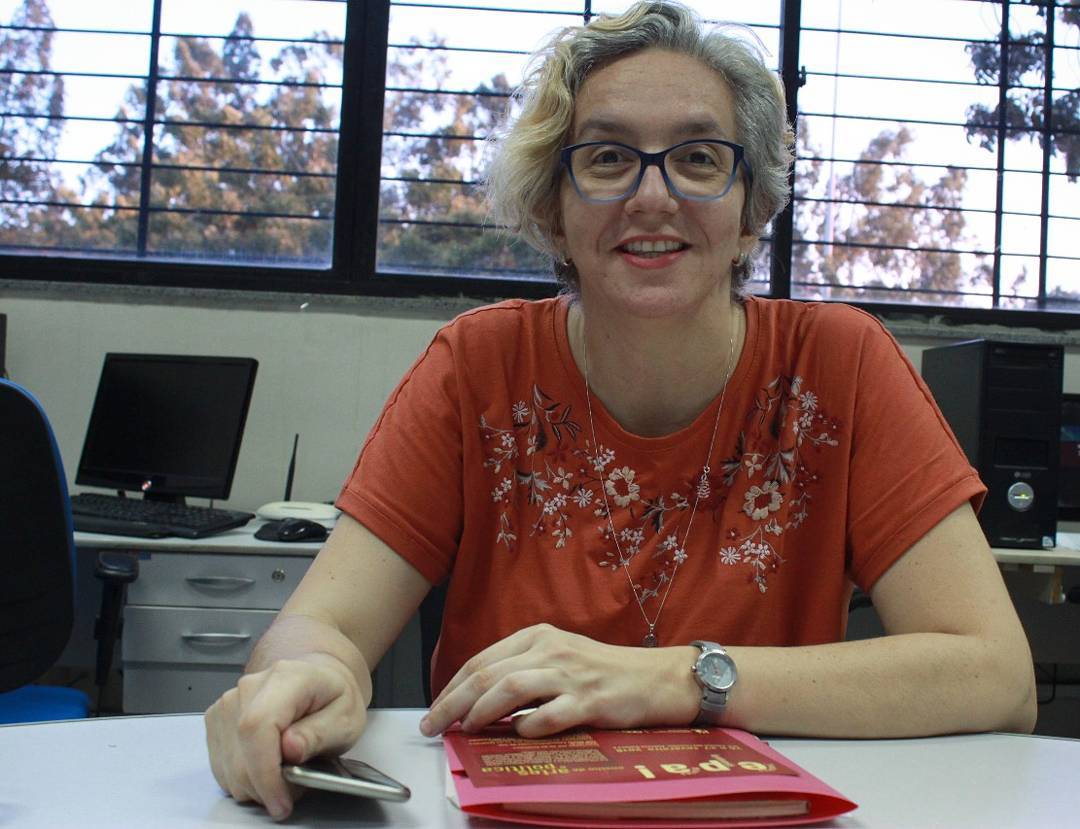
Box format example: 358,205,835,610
0,379,76,693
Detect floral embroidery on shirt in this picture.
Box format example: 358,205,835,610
606,466,641,508
478,375,841,599
479,386,700,598
715,375,841,593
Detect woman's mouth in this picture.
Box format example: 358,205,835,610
617,239,689,258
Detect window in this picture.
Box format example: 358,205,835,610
377,0,780,295
792,0,1080,313
0,0,360,290
2,0,1078,322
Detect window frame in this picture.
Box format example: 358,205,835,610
1,0,1078,329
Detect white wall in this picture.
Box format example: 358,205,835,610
1,291,456,512
3,289,1080,514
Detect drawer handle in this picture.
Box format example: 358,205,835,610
182,633,252,646
186,576,256,590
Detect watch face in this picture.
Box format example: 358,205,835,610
700,652,736,690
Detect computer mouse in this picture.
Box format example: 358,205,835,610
276,517,328,542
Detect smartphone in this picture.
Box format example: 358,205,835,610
281,757,411,802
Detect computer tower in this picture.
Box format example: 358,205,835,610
921,339,1063,549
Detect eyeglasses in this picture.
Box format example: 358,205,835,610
560,139,749,204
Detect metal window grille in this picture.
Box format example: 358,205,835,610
377,1,780,291
789,0,1080,313
1,0,1077,323
0,0,347,268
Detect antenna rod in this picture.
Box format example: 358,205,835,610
284,433,299,500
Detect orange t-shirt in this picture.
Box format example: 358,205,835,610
337,296,985,696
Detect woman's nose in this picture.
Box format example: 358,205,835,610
626,163,678,213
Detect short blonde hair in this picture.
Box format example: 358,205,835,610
485,0,794,290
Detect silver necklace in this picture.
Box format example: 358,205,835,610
581,311,739,647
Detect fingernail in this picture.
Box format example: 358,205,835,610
269,800,289,821
419,717,434,737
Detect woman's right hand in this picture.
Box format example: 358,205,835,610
204,652,367,821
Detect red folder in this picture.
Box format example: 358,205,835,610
444,723,856,828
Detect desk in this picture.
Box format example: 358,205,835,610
992,530,1080,567
74,526,325,556
1,710,1077,828
993,531,1080,608
75,527,322,713
72,526,423,713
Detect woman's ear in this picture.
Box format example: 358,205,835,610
737,229,758,260
551,214,566,254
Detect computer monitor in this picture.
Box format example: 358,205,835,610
1060,393,1080,521
76,353,258,503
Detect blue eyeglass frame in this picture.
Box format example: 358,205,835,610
559,138,751,203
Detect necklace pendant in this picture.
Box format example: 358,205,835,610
642,631,658,648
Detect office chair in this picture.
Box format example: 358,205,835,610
0,378,90,723
0,380,137,722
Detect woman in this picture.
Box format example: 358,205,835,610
205,2,1035,820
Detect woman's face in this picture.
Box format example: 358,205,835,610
555,48,756,321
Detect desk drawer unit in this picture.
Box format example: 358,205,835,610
127,552,309,609
121,551,313,714
123,606,276,713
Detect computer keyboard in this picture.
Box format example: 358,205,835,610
70,493,255,539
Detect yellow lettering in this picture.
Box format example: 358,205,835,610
634,764,656,779
699,759,732,772
660,763,692,776
737,761,774,772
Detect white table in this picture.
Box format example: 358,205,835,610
993,530,1080,607
0,709,1077,828
74,525,325,555
993,530,1080,566
74,526,1080,564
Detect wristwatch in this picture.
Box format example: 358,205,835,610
690,641,737,725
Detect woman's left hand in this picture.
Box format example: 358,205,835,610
418,623,699,737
